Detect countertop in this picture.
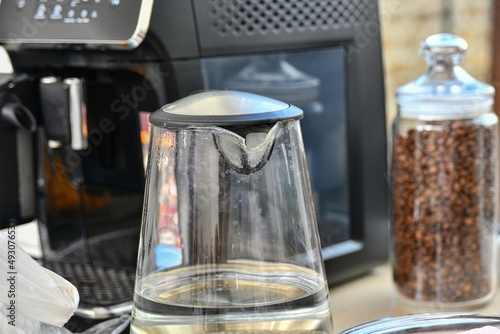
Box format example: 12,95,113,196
329,263,500,333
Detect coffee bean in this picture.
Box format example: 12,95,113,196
392,119,497,305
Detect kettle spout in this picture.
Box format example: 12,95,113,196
213,122,281,174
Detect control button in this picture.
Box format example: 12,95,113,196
50,4,63,19
95,0,101,3
110,0,120,6
77,9,90,23
70,0,80,7
64,8,76,22
15,0,26,9
34,4,47,20
91,10,98,18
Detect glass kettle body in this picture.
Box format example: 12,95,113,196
131,91,333,334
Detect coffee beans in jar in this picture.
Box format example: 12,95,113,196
392,118,498,307
392,33,498,309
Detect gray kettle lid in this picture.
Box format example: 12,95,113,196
149,90,303,127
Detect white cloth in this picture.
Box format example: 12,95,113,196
0,233,79,333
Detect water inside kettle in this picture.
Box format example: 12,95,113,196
131,261,332,334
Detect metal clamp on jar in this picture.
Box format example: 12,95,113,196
391,34,498,309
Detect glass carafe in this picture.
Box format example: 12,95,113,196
131,91,333,333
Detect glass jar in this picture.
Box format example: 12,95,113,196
391,34,498,309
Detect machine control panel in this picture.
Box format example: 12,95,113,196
0,0,153,49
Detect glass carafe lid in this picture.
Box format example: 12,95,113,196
150,90,303,127
396,33,494,119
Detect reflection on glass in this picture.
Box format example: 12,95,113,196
200,49,349,247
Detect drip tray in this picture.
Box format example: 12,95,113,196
44,260,136,318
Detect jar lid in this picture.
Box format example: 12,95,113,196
396,34,494,119
149,90,303,127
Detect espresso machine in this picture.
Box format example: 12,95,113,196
0,0,388,321
0,0,163,318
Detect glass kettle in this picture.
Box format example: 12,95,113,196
131,91,333,333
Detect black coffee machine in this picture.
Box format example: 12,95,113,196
0,0,387,320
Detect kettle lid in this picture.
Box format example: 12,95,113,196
149,90,303,127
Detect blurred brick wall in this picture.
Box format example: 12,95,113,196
379,0,494,127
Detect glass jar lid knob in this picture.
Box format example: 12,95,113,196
420,33,467,64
